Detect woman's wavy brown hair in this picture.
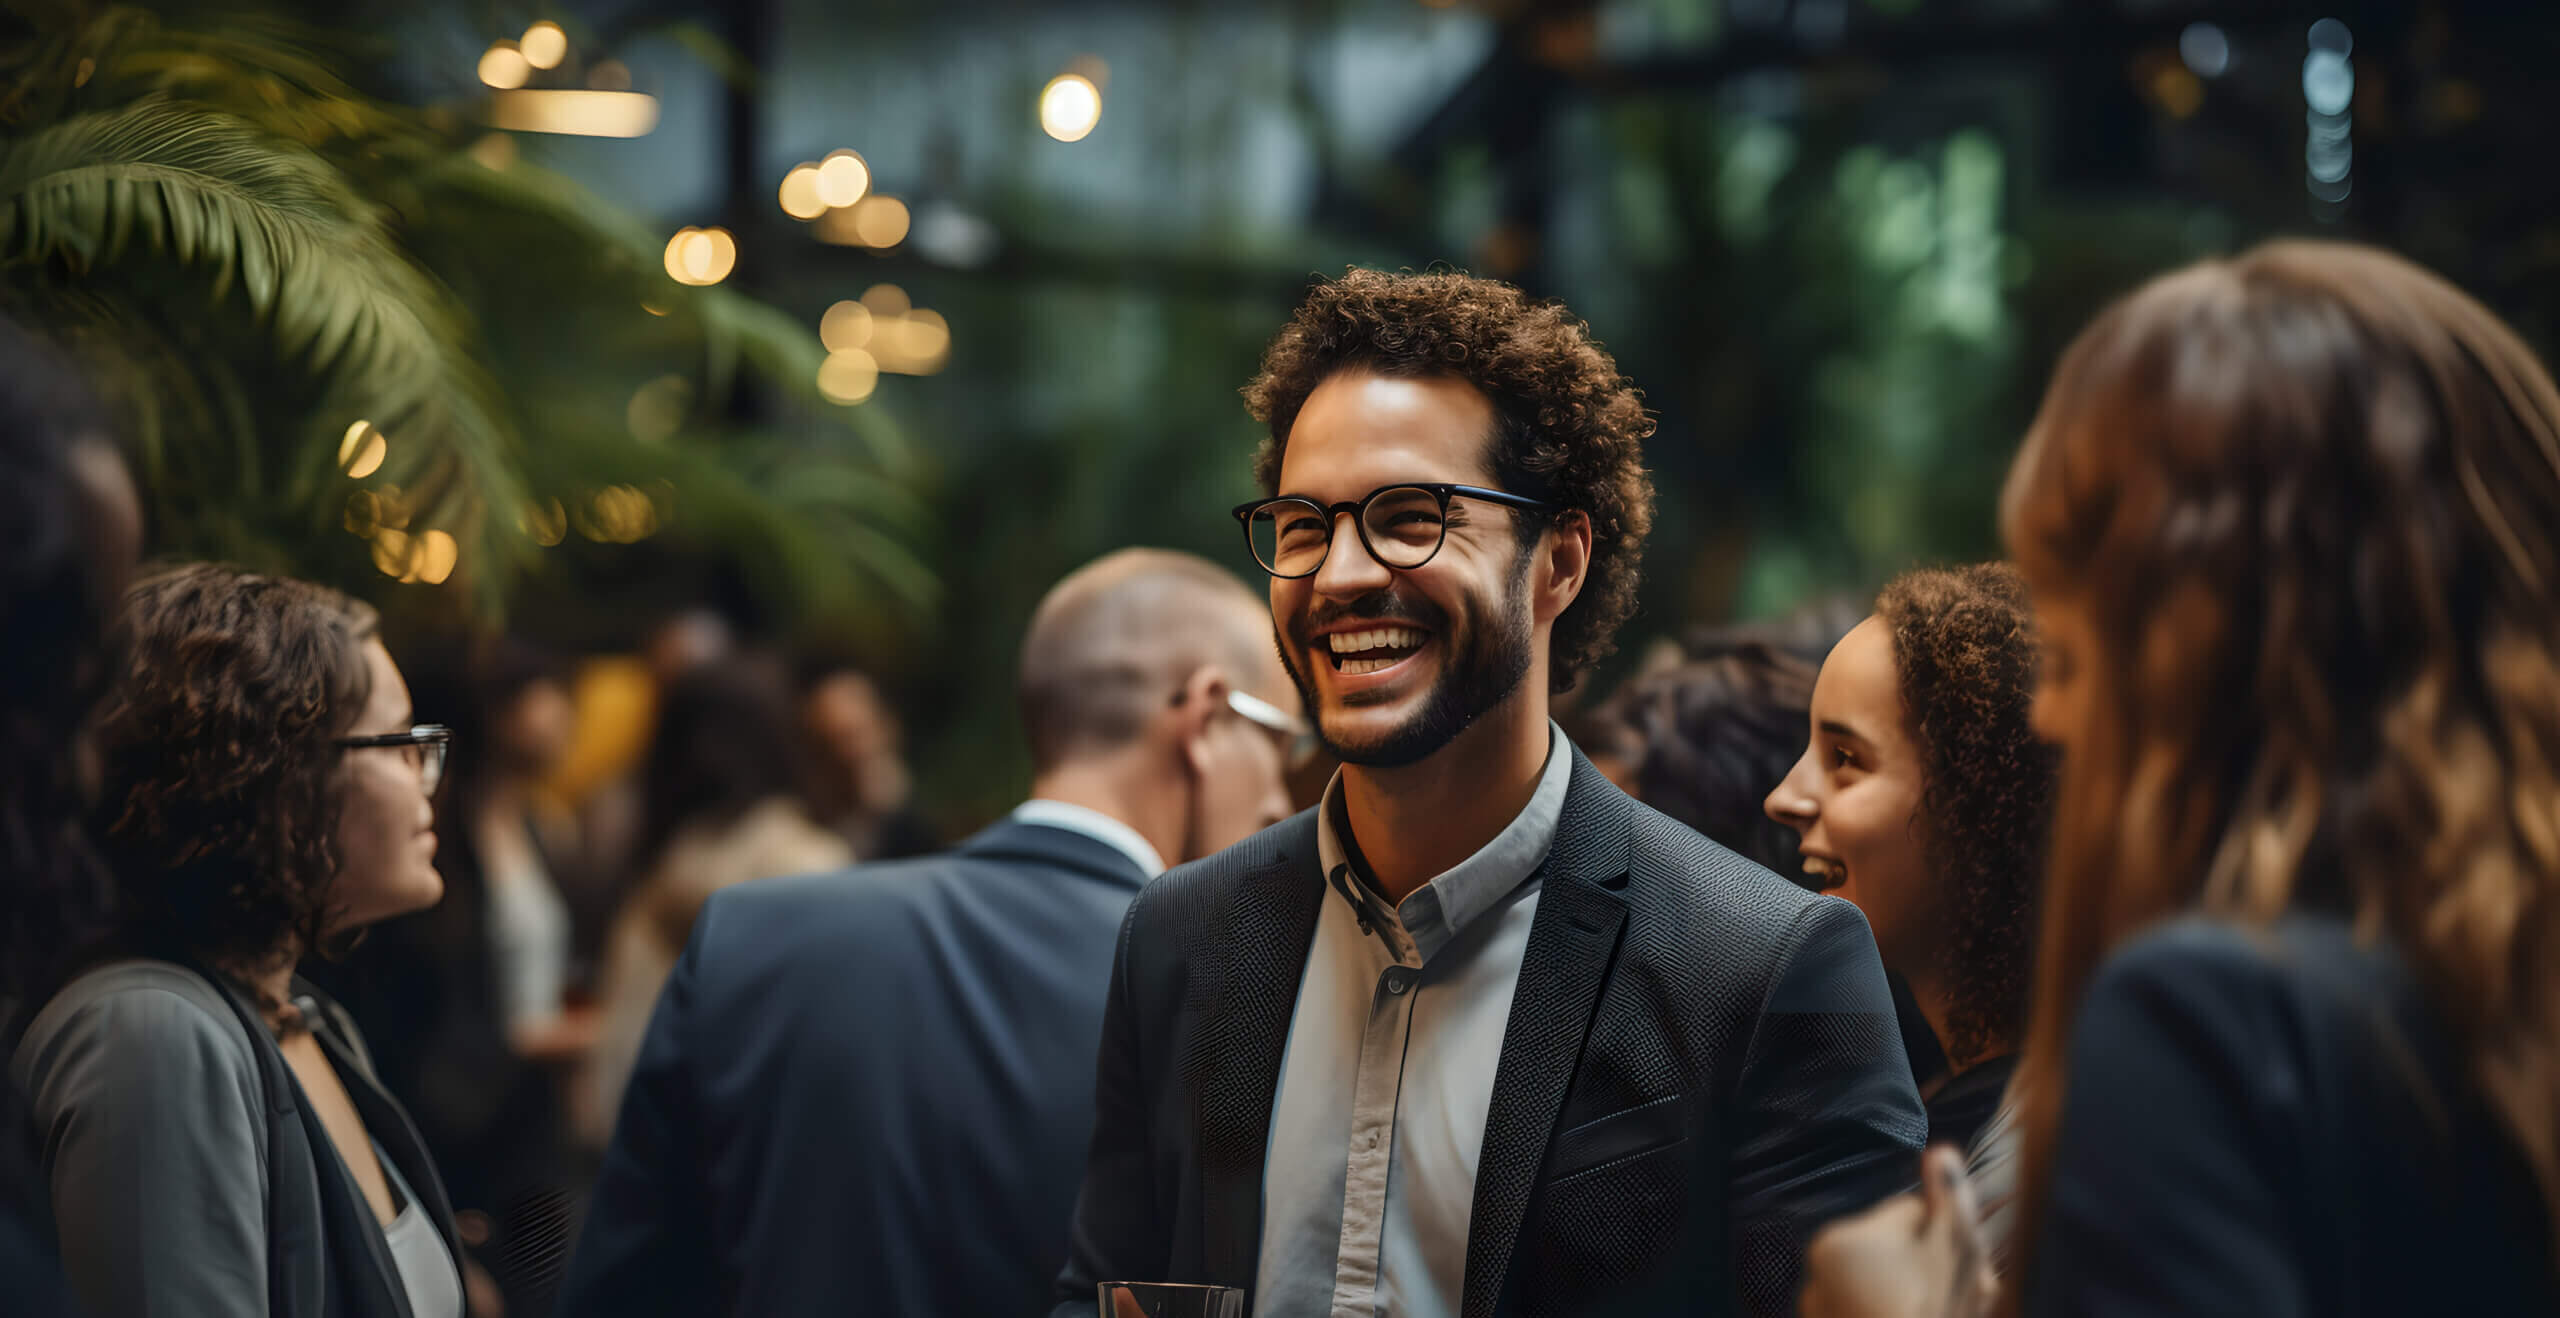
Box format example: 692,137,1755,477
1876,562,2053,1069
1244,268,1657,692
89,563,379,984
2000,239,2560,1286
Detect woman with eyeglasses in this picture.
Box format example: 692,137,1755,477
11,563,466,1318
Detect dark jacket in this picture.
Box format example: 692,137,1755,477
13,959,461,1318
2030,912,2558,1316
555,818,1152,1318
1052,748,1926,1318
305,810,579,1307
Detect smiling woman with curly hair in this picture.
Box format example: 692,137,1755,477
1766,562,2055,1156
12,563,468,1318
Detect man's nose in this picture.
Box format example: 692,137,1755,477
1310,512,1390,600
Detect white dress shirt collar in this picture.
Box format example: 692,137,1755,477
1009,799,1168,879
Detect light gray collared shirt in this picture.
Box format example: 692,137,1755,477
1253,723,1574,1318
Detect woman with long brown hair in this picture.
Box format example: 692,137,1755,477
1803,240,2560,1315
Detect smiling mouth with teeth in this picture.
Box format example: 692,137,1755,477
1802,858,1847,892
1327,625,1429,676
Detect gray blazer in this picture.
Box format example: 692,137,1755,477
12,959,461,1318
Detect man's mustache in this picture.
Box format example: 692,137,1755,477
1290,588,1447,645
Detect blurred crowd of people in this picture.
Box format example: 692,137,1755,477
3,237,2557,1318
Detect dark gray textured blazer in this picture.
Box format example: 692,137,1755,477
1051,747,1926,1318
13,959,460,1318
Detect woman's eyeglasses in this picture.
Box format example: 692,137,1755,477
334,724,453,794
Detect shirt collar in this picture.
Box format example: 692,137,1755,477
1009,799,1168,879
1315,721,1574,963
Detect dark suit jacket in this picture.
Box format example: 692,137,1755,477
1052,749,1925,1318
2029,913,2558,1316
555,818,1151,1318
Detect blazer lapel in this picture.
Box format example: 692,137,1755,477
1460,751,1634,1318
1195,810,1325,1286
312,997,465,1279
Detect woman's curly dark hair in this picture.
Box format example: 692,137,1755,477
90,563,379,983
1243,268,1656,692
1876,562,2056,1067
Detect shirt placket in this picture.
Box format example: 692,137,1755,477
1327,919,1423,1318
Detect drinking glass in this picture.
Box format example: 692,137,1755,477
1096,1281,1245,1318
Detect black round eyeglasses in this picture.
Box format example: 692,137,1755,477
1231,482,1554,580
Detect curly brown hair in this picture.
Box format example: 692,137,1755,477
1876,562,2055,1067
1242,268,1656,692
90,563,379,983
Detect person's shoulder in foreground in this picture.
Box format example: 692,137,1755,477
2032,910,2560,1317
15,959,275,1318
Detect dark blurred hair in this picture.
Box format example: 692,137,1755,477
420,633,567,815
1875,562,2053,1068
634,652,814,875
0,316,125,1003
91,564,380,983
1589,643,1818,877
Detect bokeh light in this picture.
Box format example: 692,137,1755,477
820,300,875,352
860,283,911,318
816,150,871,208
520,497,568,547
627,374,693,444
478,42,531,90
521,21,568,70
816,349,881,404
415,530,460,585
1040,73,1102,142
2179,23,2230,78
663,227,737,285
779,163,827,219
580,485,660,542
489,90,659,137
849,195,911,248
338,419,387,478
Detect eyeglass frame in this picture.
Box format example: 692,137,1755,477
334,723,453,795
1226,688,1318,768
1230,482,1557,580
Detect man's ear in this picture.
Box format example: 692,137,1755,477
1536,509,1593,625
1172,664,1231,774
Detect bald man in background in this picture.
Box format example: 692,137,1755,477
556,549,1303,1318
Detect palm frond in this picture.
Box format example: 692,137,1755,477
403,156,916,473
0,98,528,587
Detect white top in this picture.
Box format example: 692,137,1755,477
1252,723,1574,1318
1009,799,1168,878
482,835,574,1034
374,1139,464,1318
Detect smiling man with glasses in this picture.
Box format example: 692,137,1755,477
1054,269,1925,1318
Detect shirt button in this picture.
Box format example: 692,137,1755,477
1385,971,1411,995
1367,1130,1381,1151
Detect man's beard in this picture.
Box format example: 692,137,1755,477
1277,564,1536,770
